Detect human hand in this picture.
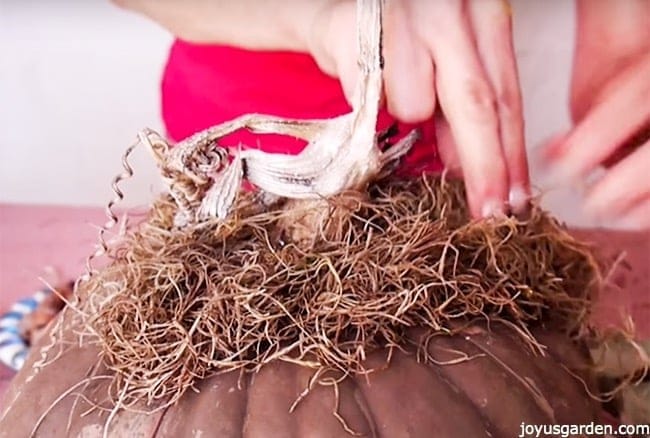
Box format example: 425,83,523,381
112,0,528,219
307,0,529,219
542,0,650,230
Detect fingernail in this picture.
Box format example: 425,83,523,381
481,198,506,219
508,185,530,214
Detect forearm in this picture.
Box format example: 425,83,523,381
112,0,339,52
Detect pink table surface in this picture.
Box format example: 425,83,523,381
0,203,107,403
0,204,108,313
0,204,648,406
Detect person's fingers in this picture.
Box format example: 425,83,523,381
468,0,529,213
333,4,360,104
435,116,462,176
614,198,650,230
309,0,358,103
421,0,508,218
543,55,650,182
383,1,436,123
570,0,650,122
583,139,650,222
336,50,360,104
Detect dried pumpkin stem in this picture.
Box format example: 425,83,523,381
134,0,416,227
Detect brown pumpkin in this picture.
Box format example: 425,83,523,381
0,308,597,438
0,0,604,434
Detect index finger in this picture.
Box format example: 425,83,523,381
544,56,650,182
423,2,508,218
469,0,529,213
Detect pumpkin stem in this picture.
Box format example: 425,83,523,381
136,0,415,228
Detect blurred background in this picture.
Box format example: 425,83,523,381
0,1,169,208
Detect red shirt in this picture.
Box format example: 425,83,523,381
161,39,442,176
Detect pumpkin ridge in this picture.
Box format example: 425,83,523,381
149,402,172,438
424,351,501,438
349,373,379,438
239,371,252,438
464,336,556,423
487,326,598,424
418,326,554,436
484,321,599,421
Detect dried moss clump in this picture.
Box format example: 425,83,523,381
77,175,599,408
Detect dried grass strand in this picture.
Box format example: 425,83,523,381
76,176,599,409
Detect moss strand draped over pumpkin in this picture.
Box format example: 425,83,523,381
71,175,600,410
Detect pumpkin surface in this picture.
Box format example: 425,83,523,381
0,310,597,438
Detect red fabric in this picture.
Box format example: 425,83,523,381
161,39,442,175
